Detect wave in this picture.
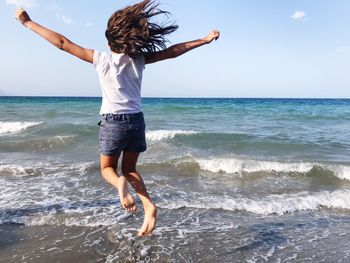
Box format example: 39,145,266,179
155,131,326,154
1,193,347,229
0,135,77,151
331,165,350,181
196,158,313,174
159,189,350,215
0,161,97,177
141,157,350,182
0,121,42,135
146,130,198,142
3,189,349,227
194,157,350,181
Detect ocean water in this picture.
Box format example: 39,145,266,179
1,96,350,262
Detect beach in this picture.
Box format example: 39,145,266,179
1,97,350,262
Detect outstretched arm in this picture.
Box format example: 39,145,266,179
144,30,220,64
15,8,93,63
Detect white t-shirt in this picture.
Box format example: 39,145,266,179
93,50,145,115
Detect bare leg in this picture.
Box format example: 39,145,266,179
100,154,136,212
122,151,157,236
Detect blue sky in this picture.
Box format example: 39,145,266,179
1,0,349,98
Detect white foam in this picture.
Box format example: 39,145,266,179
2,188,350,227
140,155,350,181
331,165,350,181
0,205,125,227
239,190,350,215
44,135,77,148
0,161,95,177
52,135,76,142
194,157,350,181
159,189,350,215
0,121,42,135
196,157,313,174
0,164,27,177
146,130,197,142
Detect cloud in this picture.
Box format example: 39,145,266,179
85,22,92,28
334,46,350,55
333,46,350,56
49,1,60,11
56,13,74,25
47,2,74,25
291,10,307,20
6,0,38,8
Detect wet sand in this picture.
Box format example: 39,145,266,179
0,224,104,263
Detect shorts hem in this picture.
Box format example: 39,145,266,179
99,148,147,156
99,150,122,157
124,147,147,153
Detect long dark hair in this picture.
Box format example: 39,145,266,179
105,0,178,58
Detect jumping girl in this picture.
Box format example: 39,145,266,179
15,0,220,236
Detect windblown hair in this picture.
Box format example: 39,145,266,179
105,0,178,58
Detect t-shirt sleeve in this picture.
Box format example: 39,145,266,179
93,50,108,69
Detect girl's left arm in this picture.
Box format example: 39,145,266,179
145,30,220,64
15,8,94,64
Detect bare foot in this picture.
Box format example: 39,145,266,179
117,176,136,212
138,203,157,237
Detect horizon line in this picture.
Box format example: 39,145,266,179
1,95,350,100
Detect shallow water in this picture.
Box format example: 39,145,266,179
0,97,350,262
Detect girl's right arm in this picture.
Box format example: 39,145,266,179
15,8,94,64
144,30,220,64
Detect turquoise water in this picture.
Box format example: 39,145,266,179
1,97,350,262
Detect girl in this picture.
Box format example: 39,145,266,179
15,0,220,237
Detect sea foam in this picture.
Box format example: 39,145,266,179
195,157,350,181
0,161,96,177
146,130,197,142
159,189,350,215
331,165,350,181
0,121,42,135
2,189,350,226
196,158,313,174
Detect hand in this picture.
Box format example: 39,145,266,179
15,8,31,26
204,30,220,44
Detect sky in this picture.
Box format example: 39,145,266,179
1,0,349,98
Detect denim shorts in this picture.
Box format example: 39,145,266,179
98,112,147,156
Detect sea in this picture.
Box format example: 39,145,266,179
0,96,350,263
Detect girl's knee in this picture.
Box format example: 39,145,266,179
100,165,116,175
